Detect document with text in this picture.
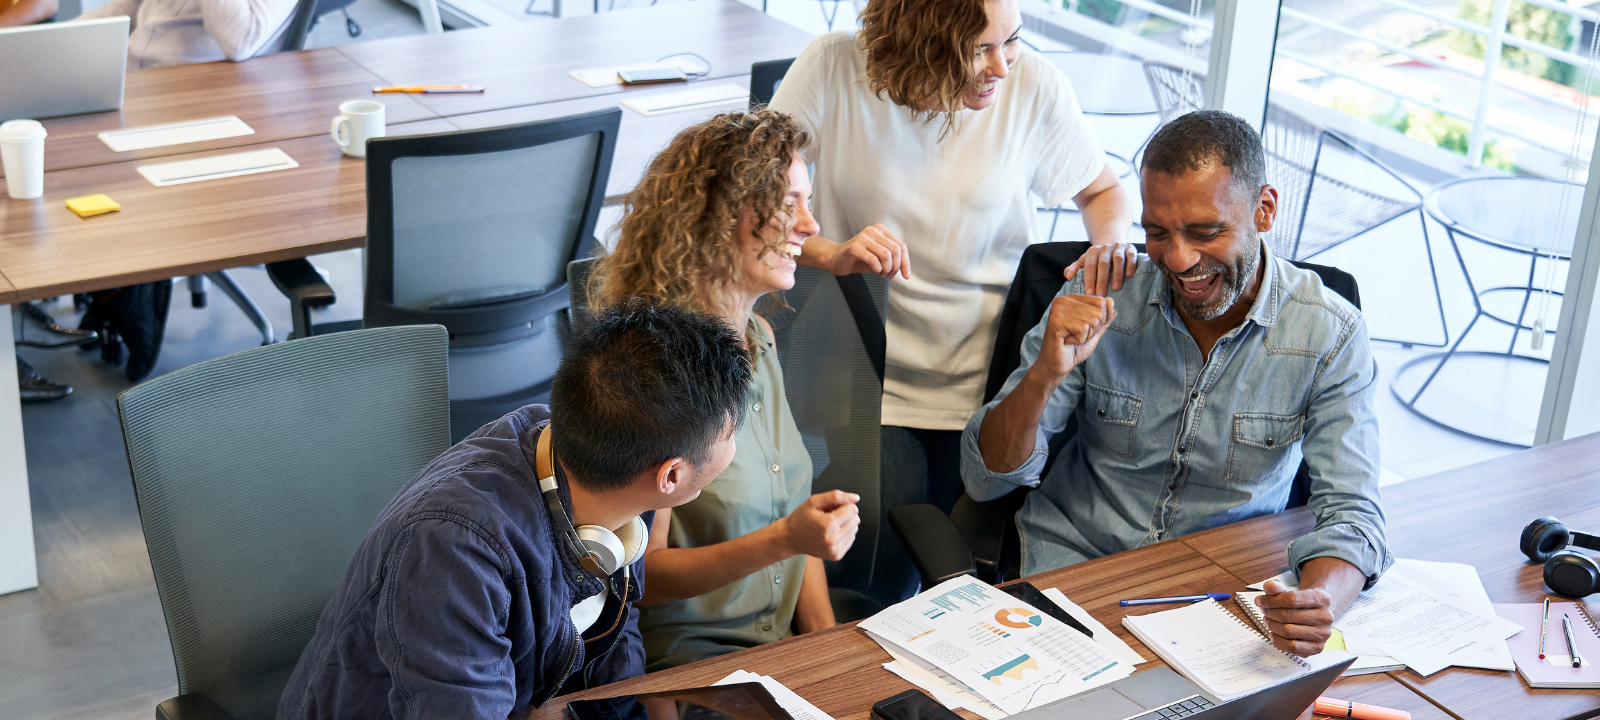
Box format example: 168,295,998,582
1333,573,1522,676
859,577,1129,714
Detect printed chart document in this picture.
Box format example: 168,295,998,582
1122,600,1309,701
713,670,836,720
1039,587,1147,667
859,577,1128,714
1333,573,1522,676
877,641,1008,720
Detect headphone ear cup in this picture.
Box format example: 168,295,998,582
1545,550,1600,599
1523,517,1572,563
615,515,648,568
576,525,627,576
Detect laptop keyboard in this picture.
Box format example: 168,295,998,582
1126,695,1215,720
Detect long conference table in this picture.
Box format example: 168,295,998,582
0,0,814,596
523,432,1600,720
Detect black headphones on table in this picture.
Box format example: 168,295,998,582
1521,517,1600,598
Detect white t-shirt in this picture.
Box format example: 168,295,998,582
771,33,1107,430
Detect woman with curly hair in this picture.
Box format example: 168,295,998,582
769,0,1138,600
593,109,873,671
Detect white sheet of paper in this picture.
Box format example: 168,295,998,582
99,116,254,152
568,57,709,87
1333,573,1522,676
712,670,836,720
1388,559,1514,671
137,148,298,187
858,577,1128,714
871,634,1010,720
618,83,748,117
1039,587,1147,667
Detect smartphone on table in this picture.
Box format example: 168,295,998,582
617,66,688,85
999,581,1095,639
872,689,963,720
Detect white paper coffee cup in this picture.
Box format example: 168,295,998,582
0,119,47,200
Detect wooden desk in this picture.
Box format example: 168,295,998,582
335,0,810,117
523,542,1449,720
7,50,438,177
1183,431,1600,720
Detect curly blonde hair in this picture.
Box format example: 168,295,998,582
857,0,990,132
593,110,808,316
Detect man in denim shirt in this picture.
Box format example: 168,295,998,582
962,111,1389,657
279,302,751,719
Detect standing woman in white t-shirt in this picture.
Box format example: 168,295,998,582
771,0,1138,600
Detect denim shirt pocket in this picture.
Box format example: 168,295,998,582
1225,412,1304,484
1084,383,1142,457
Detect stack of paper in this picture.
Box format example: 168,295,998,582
859,577,1136,715
1246,558,1521,677
712,670,837,720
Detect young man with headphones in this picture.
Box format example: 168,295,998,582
278,301,753,720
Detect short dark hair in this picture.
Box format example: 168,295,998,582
1141,110,1265,199
550,299,752,492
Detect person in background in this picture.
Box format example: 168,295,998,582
965,111,1388,657
592,110,869,671
77,0,297,69
768,0,1139,601
0,0,57,26
278,301,752,718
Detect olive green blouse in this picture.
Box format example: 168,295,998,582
639,318,814,671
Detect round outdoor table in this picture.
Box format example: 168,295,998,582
1394,177,1581,446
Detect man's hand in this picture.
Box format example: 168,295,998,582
1063,242,1139,296
1255,580,1337,656
780,490,861,561
1030,294,1116,385
805,225,911,279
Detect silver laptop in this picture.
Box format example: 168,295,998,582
0,16,128,122
1011,657,1355,720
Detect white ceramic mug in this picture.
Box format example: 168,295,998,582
0,119,47,200
330,100,386,159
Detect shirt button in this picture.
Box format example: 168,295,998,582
1177,445,1187,454
1097,409,1106,417
1169,483,1178,490
1266,438,1275,447
771,463,781,473
763,624,773,632
1190,392,1198,399
753,402,763,412
774,574,783,584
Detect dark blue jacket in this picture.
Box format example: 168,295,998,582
278,405,650,719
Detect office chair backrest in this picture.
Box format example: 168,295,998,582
749,57,796,109
364,109,619,440
279,0,359,52
117,326,451,720
566,256,600,333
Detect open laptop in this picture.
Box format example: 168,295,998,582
0,16,128,121
1012,657,1357,720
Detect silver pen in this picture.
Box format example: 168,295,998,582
1564,614,1584,668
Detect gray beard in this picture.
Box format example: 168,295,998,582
1169,238,1261,322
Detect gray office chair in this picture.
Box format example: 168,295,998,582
1142,61,1446,347
279,0,361,51
749,57,795,109
273,109,620,442
117,325,451,720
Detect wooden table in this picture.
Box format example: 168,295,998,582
0,0,809,596
523,433,1600,720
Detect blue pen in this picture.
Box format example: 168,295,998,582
1119,592,1232,607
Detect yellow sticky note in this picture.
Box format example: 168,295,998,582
65,194,120,218
1324,627,1347,652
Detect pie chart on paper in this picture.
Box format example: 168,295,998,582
995,608,1043,629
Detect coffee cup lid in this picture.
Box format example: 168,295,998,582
0,119,46,143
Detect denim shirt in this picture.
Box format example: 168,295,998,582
960,246,1391,585
279,405,650,720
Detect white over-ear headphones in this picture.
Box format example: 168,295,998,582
537,425,648,577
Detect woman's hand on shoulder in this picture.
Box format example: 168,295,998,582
807,224,911,279
1063,242,1138,296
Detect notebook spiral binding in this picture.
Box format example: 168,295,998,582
1232,596,1310,668
1576,603,1600,637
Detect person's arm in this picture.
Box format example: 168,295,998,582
198,0,297,61
798,224,912,279
1256,315,1391,656
638,491,860,606
377,518,517,718
77,0,137,21
0,0,58,27
1060,163,1140,296
793,556,835,634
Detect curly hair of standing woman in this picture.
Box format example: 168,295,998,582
856,0,990,130
593,109,810,316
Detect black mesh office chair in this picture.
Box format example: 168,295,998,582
272,109,620,442
119,326,450,720
888,242,1362,586
750,57,795,109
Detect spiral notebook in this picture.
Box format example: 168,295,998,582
1121,599,1309,701
1236,592,1403,675
1496,602,1600,689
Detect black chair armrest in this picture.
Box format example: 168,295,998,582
888,504,976,585
156,694,239,720
266,259,336,308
